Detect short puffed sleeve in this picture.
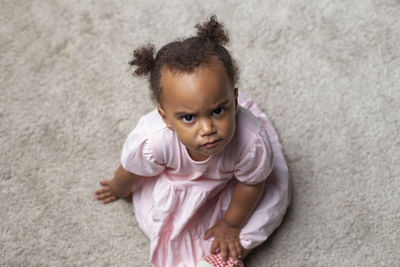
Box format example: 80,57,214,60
120,117,165,177
234,127,274,184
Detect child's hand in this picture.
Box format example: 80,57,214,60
94,179,119,204
203,219,243,263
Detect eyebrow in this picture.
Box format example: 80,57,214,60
174,111,192,118
173,98,230,118
214,99,230,109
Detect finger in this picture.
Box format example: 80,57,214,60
97,192,112,200
210,239,220,254
220,242,228,263
94,190,107,199
228,242,238,261
104,195,117,204
99,180,111,186
235,241,243,259
203,228,214,240
94,187,109,195
103,195,118,204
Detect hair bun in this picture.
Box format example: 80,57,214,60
129,44,156,76
195,15,229,45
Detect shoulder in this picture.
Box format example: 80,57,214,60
132,109,174,142
136,109,168,133
222,107,267,161
127,109,174,149
228,107,274,184
233,106,266,151
236,106,264,133
125,109,176,158
121,109,171,176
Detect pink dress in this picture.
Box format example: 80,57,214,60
121,93,290,267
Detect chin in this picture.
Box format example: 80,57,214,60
208,145,226,156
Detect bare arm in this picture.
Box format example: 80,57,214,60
95,164,142,204
204,180,265,262
223,180,265,227
109,164,142,197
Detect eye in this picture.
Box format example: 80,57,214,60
182,114,195,123
212,107,225,116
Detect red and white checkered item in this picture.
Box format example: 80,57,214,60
202,253,244,267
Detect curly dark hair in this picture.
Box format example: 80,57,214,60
129,15,239,104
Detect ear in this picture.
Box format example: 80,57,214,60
234,88,238,112
157,106,173,130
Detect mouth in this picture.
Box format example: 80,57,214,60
202,139,222,148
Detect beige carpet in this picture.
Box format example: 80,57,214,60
1,0,399,266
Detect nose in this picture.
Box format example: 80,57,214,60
199,117,216,136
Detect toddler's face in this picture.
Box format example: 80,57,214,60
158,57,238,161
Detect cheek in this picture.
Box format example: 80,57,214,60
176,125,195,143
218,116,235,136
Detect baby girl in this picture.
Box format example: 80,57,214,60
95,15,290,267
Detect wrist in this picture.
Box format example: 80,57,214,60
221,216,242,228
110,179,130,198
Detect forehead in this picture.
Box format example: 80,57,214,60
160,59,234,112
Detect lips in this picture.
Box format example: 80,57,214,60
202,139,222,148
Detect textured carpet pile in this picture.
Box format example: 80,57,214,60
1,0,399,266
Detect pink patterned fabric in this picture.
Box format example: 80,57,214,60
121,93,290,267
203,253,244,267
